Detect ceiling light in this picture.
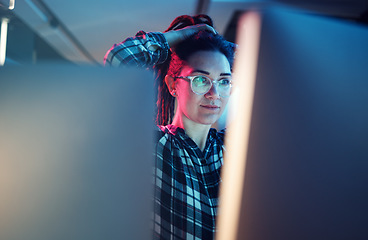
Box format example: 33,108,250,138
0,18,9,66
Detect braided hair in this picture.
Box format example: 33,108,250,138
153,15,235,126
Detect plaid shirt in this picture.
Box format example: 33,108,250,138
104,31,170,67
105,32,225,239
155,125,225,239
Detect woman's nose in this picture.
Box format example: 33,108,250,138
205,83,220,99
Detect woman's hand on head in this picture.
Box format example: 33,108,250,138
163,24,217,48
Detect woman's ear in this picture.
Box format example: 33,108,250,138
165,75,177,97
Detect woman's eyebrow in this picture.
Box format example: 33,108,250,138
191,69,210,75
191,70,232,76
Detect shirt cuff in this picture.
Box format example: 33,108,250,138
146,32,170,64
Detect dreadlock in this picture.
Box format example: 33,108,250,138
153,15,235,126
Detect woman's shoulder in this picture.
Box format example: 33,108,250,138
155,125,226,148
156,125,184,138
153,125,186,155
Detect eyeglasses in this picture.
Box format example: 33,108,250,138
175,75,232,97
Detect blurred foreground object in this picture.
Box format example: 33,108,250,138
218,6,368,240
0,64,154,240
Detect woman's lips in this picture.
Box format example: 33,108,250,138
201,104,220,110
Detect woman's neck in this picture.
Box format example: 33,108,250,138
171,115,211,151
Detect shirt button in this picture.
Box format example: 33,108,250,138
200,159,206,164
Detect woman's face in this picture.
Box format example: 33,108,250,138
174,50,231,126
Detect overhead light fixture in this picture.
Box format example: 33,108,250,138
0,18,9,66
9,0,15,10
0,0,15,10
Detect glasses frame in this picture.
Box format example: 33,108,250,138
175,75,232,97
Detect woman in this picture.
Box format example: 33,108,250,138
104,15,235,240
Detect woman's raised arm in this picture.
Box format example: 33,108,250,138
103,24,216,68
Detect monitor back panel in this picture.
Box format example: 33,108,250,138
0,64,154,240
236,8,368,240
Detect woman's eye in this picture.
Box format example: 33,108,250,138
219,79,231,86
194,76,209,85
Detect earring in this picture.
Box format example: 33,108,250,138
172,91,176,96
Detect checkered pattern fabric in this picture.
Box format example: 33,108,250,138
154,125,225,239
104,31,170,67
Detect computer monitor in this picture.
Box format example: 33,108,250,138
0,64,154,240
218,6,368,240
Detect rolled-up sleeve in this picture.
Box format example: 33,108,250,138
104,31,170,68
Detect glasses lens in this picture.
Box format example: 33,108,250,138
191,76,211,94
218,78,232,96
